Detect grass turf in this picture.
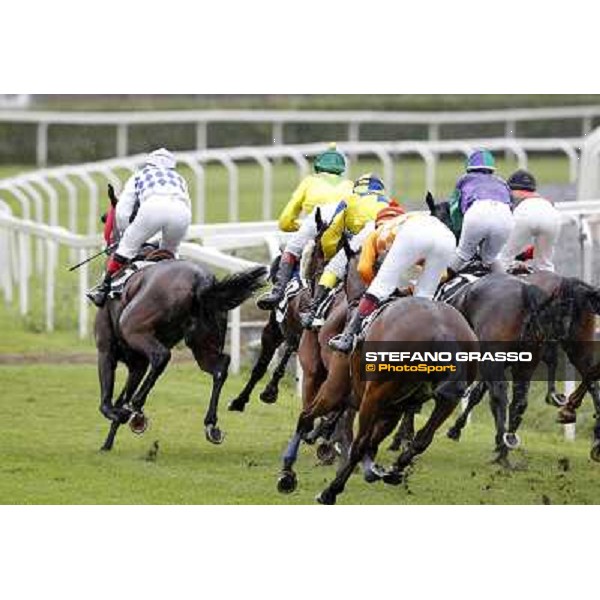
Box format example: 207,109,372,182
1,362,599,505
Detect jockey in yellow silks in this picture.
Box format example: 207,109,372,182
257,143,353,310
299,173,400,329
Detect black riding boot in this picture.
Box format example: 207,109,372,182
86,272,112,308
328,309,366,354
300,285,330,330
257,255,297,310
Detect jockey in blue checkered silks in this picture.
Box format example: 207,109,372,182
86,148,192,307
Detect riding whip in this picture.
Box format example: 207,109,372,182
67,243,116,272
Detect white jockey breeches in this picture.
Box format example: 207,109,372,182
451,200,514,270
116,195,192,259
284,204,340,258
367,216,456,300
499,198,561,272
324,222,375,280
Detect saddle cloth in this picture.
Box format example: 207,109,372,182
433,273,481,303
275,276,304,323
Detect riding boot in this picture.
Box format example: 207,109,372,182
86,253,128,308
257,252,298,310
300,285,330,330
329,294,379,354
86,272,112,308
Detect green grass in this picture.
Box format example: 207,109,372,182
1,363,600,504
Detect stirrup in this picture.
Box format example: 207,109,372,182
328,333,354,354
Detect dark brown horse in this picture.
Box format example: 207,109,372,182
93,197,267,452
228,254,303,412
446,271,600,463
316,297,479,505
423,195,564,464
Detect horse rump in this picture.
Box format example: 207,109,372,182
197,265,268,312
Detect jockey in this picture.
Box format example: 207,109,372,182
499,169,562,272
329,209,456,354
299,173,402,329
257,143,353,310
86,147,192,308
447,149,514,276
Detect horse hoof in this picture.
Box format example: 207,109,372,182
590,442,600,463
363,464,387,483
259,388,278,404
316,442,336,465
205,425,225,445
503,432,521,449
546,392,567,408
129,412,149,435
277,471,297,494
228,398,247,412
99,404,119,423
447,427,462,442
315,490,336,505
382,470,403,486
99,445,112,453
557,408,576,425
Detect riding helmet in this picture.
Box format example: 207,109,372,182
507,169,537,192
466,149,495,172
353,172,385,194
146,147,177,170
313,143,346,175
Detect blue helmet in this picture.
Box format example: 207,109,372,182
353,172,385,194
466,149,495,172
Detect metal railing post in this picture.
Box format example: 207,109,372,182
37,122,48,167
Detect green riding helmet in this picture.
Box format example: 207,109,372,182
313,143,346,175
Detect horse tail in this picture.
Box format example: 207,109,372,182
197,265,268,313
520,282,557,342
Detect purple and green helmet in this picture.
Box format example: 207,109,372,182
466,149,496,172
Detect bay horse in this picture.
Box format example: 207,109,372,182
277,251,366,493
94,188,268,452
316,297,479,505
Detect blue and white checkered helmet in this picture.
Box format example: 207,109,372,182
146,147,176,170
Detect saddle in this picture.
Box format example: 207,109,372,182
108,248,176,299
506,261,535,276
359,287,413,337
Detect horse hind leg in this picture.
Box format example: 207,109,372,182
228,314,284,412
389,406,418,452
122,333,172,417
260,339,297,405
100,355,149,452
386,387,462,484
505,379,531,451
447,381,488,441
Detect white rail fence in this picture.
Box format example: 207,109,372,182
0,138,583,233
0,210,286,373
0,106,598,167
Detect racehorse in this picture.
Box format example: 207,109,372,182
423,194,564,464
446,271,600,461
228,254,303,412
276,213,362,492
277,250,366,493
316,297,479,505
94,187,267,452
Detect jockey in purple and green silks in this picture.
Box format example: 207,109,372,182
447,149,514,275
